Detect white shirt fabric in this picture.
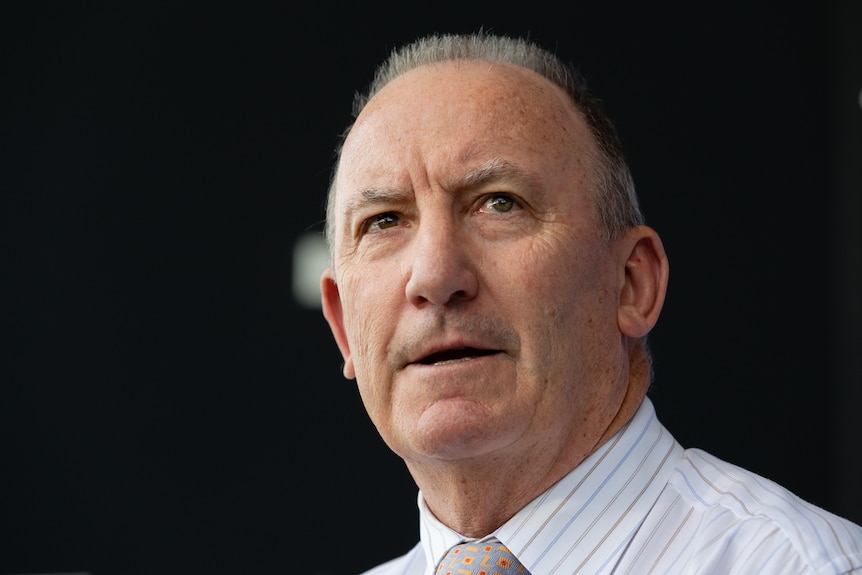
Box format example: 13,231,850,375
361,397,862,575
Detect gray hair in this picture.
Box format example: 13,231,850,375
325,31,644,248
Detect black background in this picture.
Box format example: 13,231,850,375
2,2,861,574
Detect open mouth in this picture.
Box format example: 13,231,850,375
416,348,499,366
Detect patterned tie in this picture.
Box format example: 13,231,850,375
436,538,530,575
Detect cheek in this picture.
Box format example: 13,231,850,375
339,281,397,431
339,273,399,375
513,236,617,360
511,235,592,305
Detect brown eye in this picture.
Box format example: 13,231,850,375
367,212,399,231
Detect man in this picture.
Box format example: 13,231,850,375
320,32,862,575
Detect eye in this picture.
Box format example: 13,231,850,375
479,194,518,214
363,212,400,232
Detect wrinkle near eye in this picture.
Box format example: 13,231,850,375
343,187,413,239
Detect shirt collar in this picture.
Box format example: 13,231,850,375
417,397,683,575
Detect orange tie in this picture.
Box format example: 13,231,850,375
436,538,530,575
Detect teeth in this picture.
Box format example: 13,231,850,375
432,356,475,366
419,349,497,365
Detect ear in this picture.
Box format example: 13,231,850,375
616,226,669,339
320,267,356,379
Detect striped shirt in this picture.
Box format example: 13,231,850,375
362,397,862,575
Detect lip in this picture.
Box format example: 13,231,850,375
405,338,504,368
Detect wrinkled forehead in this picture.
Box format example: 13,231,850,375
329,60,598,228
351,59,581,144
338,60,591,174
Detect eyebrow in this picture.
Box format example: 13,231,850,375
460,157,541,190
342,187,410,217
340,158,541,221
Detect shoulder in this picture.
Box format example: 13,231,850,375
358,543,425,575
668,448,862,574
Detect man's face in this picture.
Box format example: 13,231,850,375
322,61,632,471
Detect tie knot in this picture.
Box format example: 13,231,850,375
436,538,529,575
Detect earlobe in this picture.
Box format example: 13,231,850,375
320,268,356,379
617,226,669,338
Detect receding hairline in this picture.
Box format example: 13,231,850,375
326,32,643,250
351,33,579,117
329,56,600,242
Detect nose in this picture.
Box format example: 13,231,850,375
404,221,478,307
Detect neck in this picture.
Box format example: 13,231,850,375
410,455,545,537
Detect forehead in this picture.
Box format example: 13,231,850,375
362,59,572,118
334,60,594,207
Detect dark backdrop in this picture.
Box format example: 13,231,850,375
2,2,860,574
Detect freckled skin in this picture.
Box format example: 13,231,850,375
321,60,667,536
